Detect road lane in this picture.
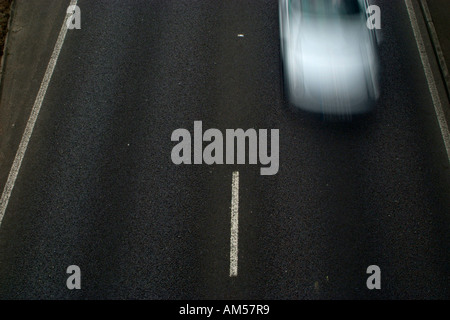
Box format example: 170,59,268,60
0,0,449,299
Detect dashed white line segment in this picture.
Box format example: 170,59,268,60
230,171,239,277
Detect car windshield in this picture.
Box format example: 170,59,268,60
290,0,362,17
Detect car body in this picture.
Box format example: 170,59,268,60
279,0,380,115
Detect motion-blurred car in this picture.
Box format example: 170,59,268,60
279,0,380,116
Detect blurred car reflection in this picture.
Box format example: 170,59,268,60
279,0,380,116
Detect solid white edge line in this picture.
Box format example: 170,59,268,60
0,0,78,226
419,0,450,100
405,0,450,163
230,171,239,277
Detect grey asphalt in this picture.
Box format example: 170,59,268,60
0,0,449,299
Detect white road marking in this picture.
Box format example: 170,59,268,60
405,0,450,162
230,171,239,277
418,0,450,101
0,0,78,226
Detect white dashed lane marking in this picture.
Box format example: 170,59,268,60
230,171,239,277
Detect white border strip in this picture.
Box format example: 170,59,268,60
419,0,450,100
405,0,450,162
0,0,78,225
230,171,239,277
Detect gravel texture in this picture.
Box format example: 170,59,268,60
0,0,11,58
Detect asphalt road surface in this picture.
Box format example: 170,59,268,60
0,0,449,299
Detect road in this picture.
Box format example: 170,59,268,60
0,0,449,299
